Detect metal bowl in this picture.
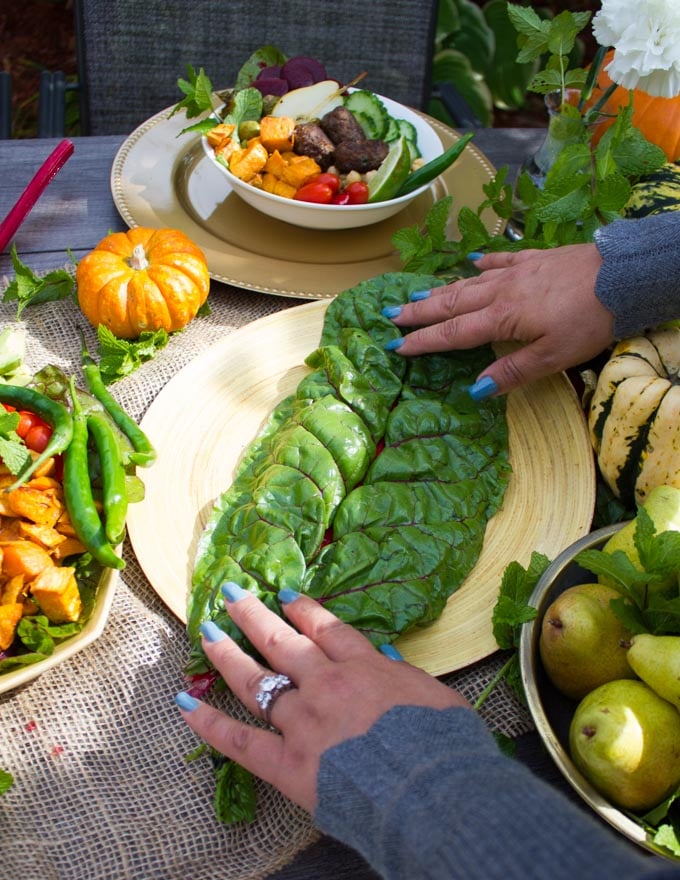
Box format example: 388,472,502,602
519,523,679,861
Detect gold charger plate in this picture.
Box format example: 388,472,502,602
127,300,596,676
110,106,503,300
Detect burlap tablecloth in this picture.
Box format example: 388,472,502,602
0,279,532,880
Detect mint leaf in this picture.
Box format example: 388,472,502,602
492,551,549,650
3,246,75,319
213,759,257,824
171,65,215,119
97,325,169,384
0,409,31,475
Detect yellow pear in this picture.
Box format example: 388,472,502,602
627,633,680,710
601,484,680,593
539,583,636,701
569,679,680,812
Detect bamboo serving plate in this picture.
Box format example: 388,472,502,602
127,300,596,675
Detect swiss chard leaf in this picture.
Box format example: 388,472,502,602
213,757,257,824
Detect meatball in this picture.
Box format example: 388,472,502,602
293,123,336,169
333,139,389,174
320,106,366,145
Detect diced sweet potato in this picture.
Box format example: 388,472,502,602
0,603,23,651
1,540,54,579
260,115,295,152
30,566,82,623
261,172,297,199
51,537,87,560
206,122,235,148
280,154,321,188
229,139,269,182
55,511,78,538
7,485,62,527
1,573,26,605
19,521,66,549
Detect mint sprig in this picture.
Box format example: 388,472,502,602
96,324,170,385
2,246,76,319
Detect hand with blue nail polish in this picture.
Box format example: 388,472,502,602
174,585,468,814
378,243,617,394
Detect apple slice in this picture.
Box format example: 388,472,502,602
271,80,345,123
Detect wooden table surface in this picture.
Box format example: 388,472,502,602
0,127,589,880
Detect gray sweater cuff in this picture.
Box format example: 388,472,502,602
315,705,653,880
594,212,680,338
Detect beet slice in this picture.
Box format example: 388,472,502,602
252,77,290,97
281,56,328,89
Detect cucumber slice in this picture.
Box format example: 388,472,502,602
385,117,400,142
344,90,389,139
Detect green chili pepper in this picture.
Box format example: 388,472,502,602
395,132,475,197
87,411,129,546
0,384,74,490
80,338,156,468
64,377,125,571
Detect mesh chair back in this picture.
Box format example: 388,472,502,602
74,0,437,135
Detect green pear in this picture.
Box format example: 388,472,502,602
539,583,636,701
569,679,680,812
627,633,680,710
601,484,680,593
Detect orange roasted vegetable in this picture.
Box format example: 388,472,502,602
75,227,211,339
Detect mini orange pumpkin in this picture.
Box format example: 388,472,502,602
588,50,680,161
76,227,210,339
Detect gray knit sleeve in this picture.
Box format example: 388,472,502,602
594,212,680,338
314,706,667,880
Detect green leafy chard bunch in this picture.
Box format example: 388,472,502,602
507,2,667,246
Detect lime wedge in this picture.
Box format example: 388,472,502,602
367,136,412,203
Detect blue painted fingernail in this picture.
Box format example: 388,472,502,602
467,251,484,261
278,588,301,605
175,692,200,712
385,337,404,351
409,289,430,302
221,581,250,603
382,305,402,319
379,644,404,661
200,620,227,642
468,376,498,401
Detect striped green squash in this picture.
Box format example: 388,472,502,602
588,327,680,507
624,161,680,219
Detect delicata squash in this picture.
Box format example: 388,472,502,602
588,326,680,506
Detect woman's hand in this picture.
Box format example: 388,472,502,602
386,245,615,395
175,584,469,813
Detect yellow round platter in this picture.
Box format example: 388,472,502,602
127,300,596,675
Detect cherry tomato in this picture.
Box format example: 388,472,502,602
25,423,52,454
293,181,334,204
314,173,341,194
331,191,351,205
2,404,15,413
344,181,370,204
16,410,38,439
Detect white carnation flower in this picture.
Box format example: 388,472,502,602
592,0,680,97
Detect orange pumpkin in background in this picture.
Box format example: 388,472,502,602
587,50,680,161
76,227,210,339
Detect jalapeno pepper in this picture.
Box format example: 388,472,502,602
64,377,125,571
395,132,475,197
0,384,74,490
80,340,156,468
87,411,129,546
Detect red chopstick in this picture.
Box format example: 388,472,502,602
0,138,75,253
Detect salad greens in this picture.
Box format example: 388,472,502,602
189,271,511,822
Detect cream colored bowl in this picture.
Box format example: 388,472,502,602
202,93,444,230
519,523,679,861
